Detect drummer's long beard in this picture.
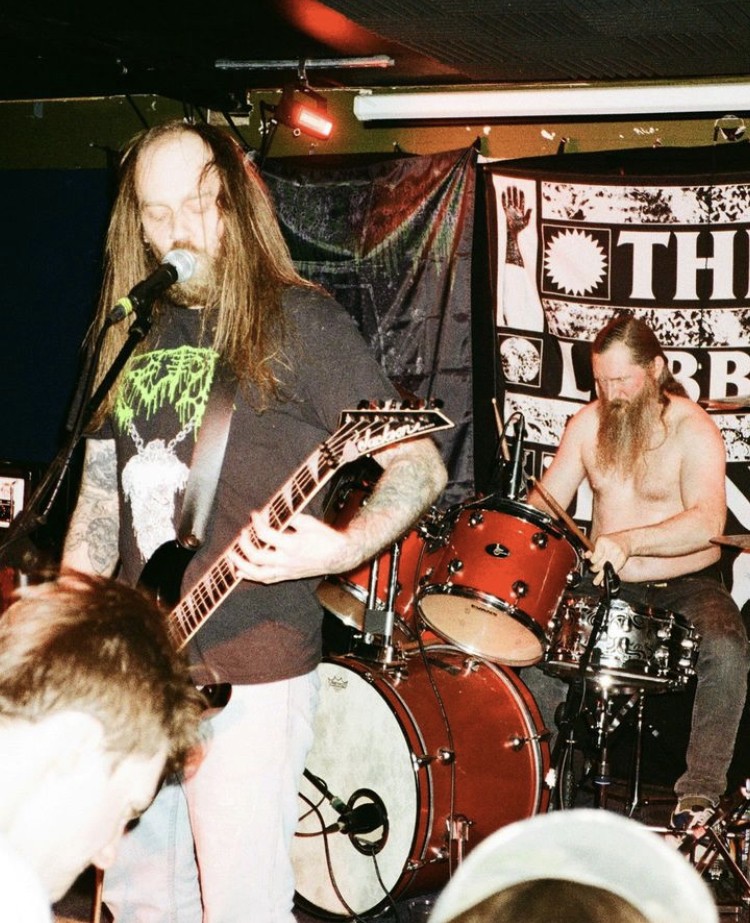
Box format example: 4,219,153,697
597,374,661,476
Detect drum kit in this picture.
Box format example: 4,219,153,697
292,472,704,918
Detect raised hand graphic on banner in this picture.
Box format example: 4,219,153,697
498,185,545,331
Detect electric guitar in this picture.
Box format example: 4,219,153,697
138,401,452,691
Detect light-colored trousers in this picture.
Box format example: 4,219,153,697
103,672,320,923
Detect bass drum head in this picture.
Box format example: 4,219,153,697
292,647,549,918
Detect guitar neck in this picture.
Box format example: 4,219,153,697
168,444,336,651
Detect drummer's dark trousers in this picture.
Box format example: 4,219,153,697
523,566,750,804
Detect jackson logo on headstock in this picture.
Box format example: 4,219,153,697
354,418,428,454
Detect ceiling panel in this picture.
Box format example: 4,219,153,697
1,1,749,107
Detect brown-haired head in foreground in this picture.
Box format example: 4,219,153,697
449,879,649,923
0,572,204,774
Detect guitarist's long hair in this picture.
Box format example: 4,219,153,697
86,120,315,428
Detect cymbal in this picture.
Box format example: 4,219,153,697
711,535,750,551
699,394,750,411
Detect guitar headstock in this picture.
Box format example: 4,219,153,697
336,399,453,463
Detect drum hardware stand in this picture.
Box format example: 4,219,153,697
551,564,624,809
449,814,472,865
351,540,404,666
672,790,750,902
625,688,647,816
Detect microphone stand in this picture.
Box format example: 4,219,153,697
0,304,156,574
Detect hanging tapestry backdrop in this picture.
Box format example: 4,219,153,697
487,148,750,620
263,147,477,507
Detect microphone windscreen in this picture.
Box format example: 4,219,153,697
163,249,197,283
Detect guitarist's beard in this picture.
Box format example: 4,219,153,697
165,246,222,310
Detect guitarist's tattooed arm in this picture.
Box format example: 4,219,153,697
341,436,446,560
62,439,120,577
230,434,446,586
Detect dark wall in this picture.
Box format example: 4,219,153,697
1,169,111,463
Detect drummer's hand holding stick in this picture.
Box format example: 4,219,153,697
529,477,621,594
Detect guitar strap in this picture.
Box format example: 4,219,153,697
177,362,238,550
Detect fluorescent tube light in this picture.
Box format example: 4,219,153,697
353,82,750,123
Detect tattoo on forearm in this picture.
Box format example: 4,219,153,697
65,497,119,575
364,460,433,522
359,447,445,553
86,442,118,491
64,441,120,575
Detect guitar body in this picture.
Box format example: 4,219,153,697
139,540,232,712
139,540,196,608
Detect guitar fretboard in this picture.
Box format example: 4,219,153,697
168,444,335,650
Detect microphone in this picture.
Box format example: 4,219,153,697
108,249,197,323
336,801,387,835
603,561,621,597
506,413,526,501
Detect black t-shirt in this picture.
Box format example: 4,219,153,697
99,285,397,684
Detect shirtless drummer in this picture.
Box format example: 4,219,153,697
527,314,749,829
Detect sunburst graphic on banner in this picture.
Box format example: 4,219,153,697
544,228,608,296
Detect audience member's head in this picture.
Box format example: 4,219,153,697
0,572,205,904
429,809,718,923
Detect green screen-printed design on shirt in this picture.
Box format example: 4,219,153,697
114,345,219,435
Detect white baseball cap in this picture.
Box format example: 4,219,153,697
429,809,717,923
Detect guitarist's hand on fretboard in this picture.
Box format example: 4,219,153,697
228,510,363,585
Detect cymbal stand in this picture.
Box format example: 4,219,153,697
626,688,647,817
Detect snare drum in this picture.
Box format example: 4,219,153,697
292,646,549,917
544,594,700,692
417,498,579,667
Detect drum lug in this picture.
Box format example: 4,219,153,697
508,731,548,751
512,579,529,598
447,558,463,575
413,747,455,768
407,846,451,871
468,511,484,527
532,531,548,549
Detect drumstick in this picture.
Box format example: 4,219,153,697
530,477,594,553
492,398,511,462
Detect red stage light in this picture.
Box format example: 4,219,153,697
275,86,334,141
290,101,334,139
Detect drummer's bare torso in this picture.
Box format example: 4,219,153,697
580,396,722,582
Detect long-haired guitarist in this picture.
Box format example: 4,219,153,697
62,120,447,923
